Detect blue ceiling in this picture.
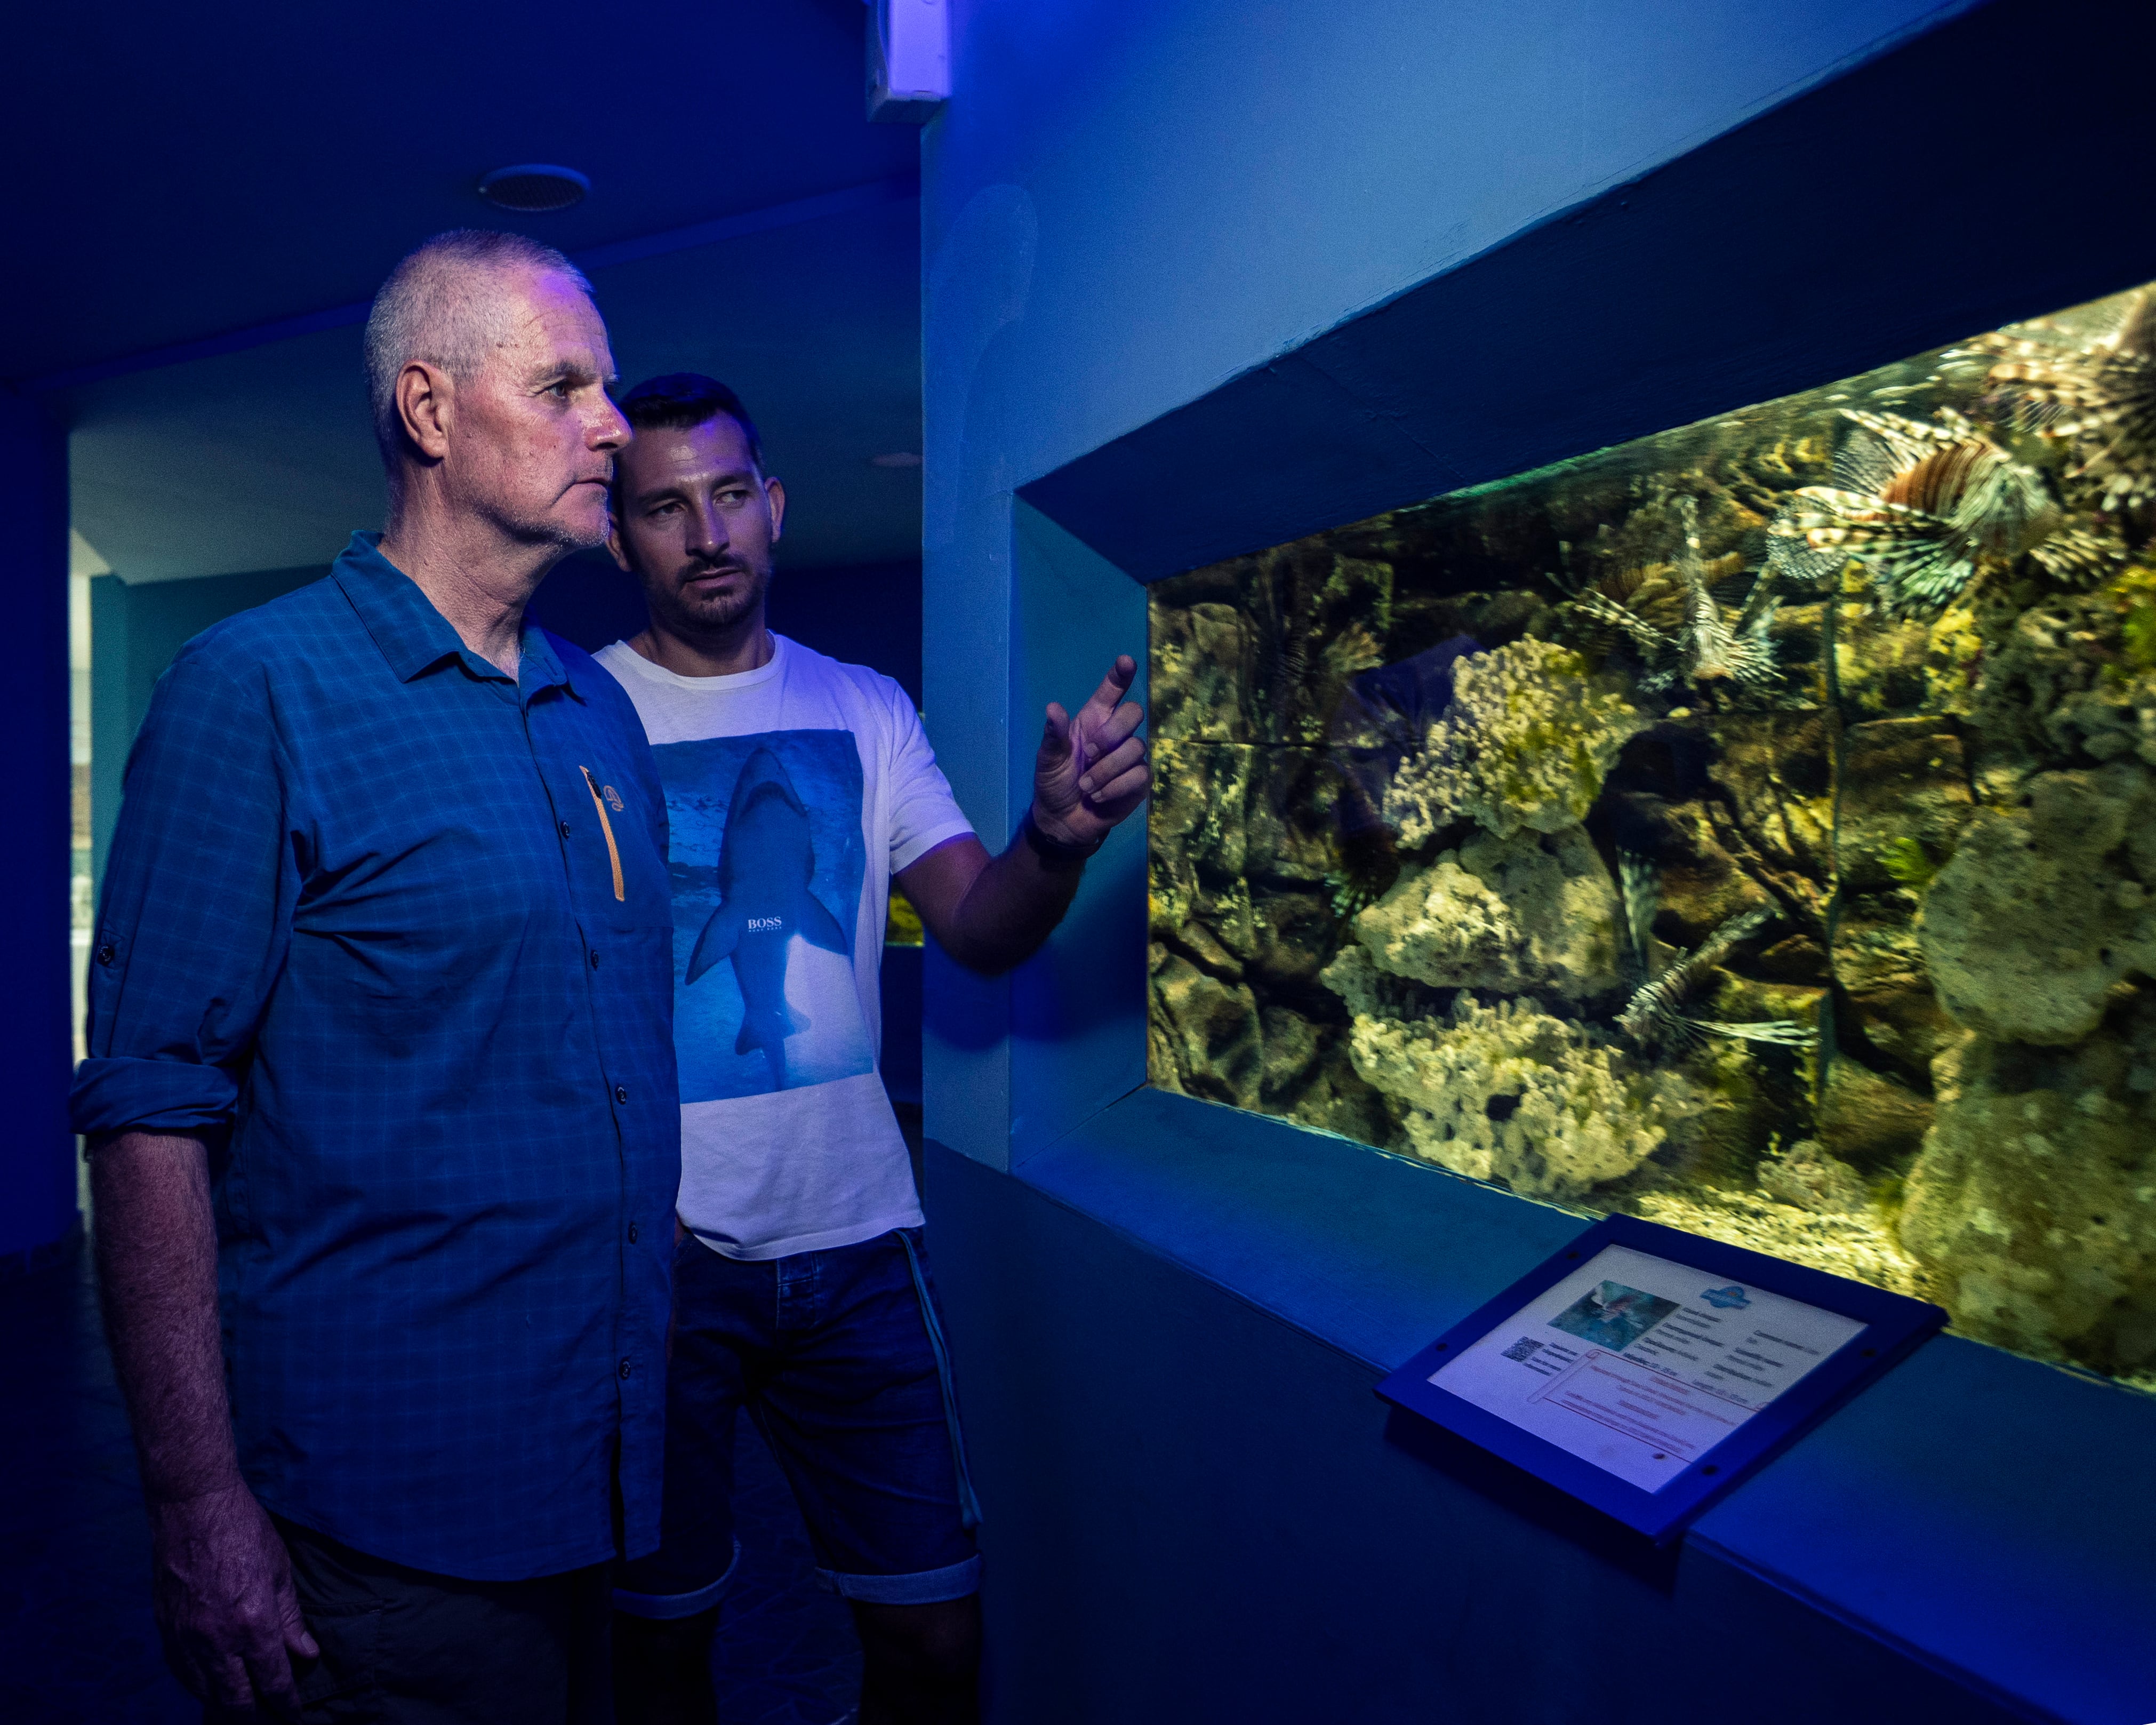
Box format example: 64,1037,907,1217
7,0,923,580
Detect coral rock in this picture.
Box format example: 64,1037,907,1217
1706,710,1838,894
1817,1057,1934,1175
1918,764,2156,1045
1901,1027,2156,1374
1349,824,1623,1000
1148,947,1262,1111
1148,738,1255,882
1323,983,1695,1200
1383,639,1644,844
1831,896,1957,1085
1836,718,1974,895
1831,600,1934,716
1756,1142,1872,1214
1629,1188,1925,1298
1150,601,1260,743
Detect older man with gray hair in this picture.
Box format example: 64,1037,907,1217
73,230,678,1721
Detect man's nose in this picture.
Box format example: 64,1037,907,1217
590,394,631,451
689,500,730,557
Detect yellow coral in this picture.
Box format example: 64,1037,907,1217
1319,973,1695,1201
1349,825,1623,999
1383,639,1644,843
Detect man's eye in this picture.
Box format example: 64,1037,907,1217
546,381,572,400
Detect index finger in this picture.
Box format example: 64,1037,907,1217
1080,654,1139,714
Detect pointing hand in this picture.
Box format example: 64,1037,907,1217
1033,654,1150,849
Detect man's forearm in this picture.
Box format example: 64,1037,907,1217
936,830,1086,975
91,1132,244,1503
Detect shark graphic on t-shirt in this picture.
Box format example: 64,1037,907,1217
651,727,873,1104
686,746,851,1089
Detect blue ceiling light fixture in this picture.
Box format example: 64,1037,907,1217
477,164,590,214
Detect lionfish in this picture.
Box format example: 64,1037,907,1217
1978,292,2156,513
1568,496,1778,691
1614,853,1814,1052
1765,408,2061,618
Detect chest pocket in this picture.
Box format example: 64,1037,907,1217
293,749,573,1013
566,754,668,941
578,766,627,901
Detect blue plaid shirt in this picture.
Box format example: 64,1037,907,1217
72,534,679,1582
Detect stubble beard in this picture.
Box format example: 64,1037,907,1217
460,467,615,558
655,559,771,642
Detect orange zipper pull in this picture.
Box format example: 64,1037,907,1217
579,766,626,901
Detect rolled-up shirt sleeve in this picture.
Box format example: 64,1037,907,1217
71,642,298,1139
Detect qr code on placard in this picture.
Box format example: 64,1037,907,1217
1501,1336,1544,1363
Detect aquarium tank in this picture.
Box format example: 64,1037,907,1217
1147,281,2156,1392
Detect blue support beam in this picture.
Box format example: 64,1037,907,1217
0,387,79,1273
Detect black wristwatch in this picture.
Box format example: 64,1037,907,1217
1019,806,1103,872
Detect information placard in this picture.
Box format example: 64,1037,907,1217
1378,1215,1944,1541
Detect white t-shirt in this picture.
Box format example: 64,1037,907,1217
595,635,974,1260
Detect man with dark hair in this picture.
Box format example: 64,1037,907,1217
74,231,679,1721
598,373,1148,1724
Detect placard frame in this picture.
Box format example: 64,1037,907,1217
1376,1212,1946,1543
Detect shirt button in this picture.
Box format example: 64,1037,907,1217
627,1221,640,1244
559,819,572,837
589,949,602,969
95,944,116,965
614,1085,629,1105
619,1358,634,1380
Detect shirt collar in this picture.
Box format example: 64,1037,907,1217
333,532,574,701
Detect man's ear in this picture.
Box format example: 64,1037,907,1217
765,475,787,545
396,361,453,462
606,518,634,573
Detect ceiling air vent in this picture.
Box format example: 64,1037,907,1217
476,165,589,214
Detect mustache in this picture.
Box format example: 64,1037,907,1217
677,557,751,584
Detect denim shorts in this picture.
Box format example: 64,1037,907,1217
614,1227,982,1618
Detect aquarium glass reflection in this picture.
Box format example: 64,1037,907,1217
1147,282,2156,1391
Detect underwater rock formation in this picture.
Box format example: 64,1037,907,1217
1756,1141,1871,1214
1148,946,1262,1112
1148,278,2156,1392
1383,638,1644,844
1902,1025,2156,1375
1347,825,1622,1000
1918,765,2156,1045
1816,1057,1933,1174
1321,954,1695,1201
1630,1187,1927,1299
1835,718,1974,894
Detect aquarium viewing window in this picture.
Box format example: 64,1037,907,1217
1147,279,2156,1394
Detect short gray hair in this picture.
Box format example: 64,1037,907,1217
363,229,595,467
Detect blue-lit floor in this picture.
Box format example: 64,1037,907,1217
0,1235,862,1724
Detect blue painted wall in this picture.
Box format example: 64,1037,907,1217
928,1136,2035,1725
916,2,2156,1720
0,388,78,1269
